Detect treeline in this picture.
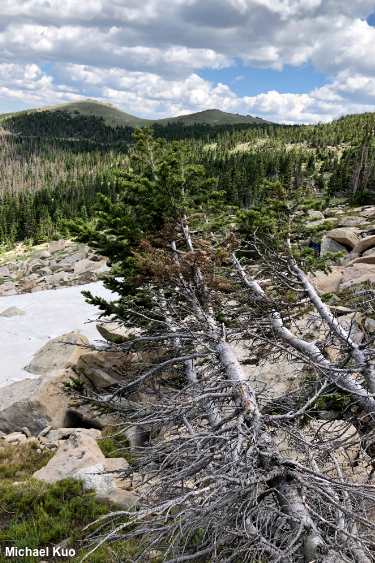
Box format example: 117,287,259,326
1,108,375,246
2,110,273,144
0,133,127,245
0,170,121,245
3,108,375,147
3,110,135,145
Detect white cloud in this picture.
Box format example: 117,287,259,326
1,1,375,122
3,62,374,125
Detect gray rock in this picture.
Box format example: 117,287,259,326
0,306,25,317
39,267,52,276
58,248,87,265
365,318,375,333
33,431,107,483
96,320,140,341
22,426,31,437
309,267,344,294
102,457,130,488
305,217,335,228
77,350,125,388
326,228,360,249
360,207,375,218
69,402,149,448
35,250,51,260
362,248,375,258
339,252,360,266
0,371,75,435
37,425,52,440
329,306,354,315
308,209,325,220
74,259,105,275
68,403,115,429
27,331,89,375
93,263,111,274
0,266,11,277
44,271,73,284
340,263,375,291
46,427,101,442
49,240,66,252
1,281,15,289
97,487,138,508
338,216,368,227
338,312,364,343
73,463,116,493
4,432,26,443
343,256,375,267
49,264,73,272
2,289,17,296
353,234,375,254
321,237,348,256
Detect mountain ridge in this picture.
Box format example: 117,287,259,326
10,99,272,128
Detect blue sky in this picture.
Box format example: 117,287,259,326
198,63,330,98
0,1,375,124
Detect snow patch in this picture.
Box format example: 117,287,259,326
0,282,118,389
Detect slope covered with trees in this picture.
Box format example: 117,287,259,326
0,108,374,247
62,128,375,563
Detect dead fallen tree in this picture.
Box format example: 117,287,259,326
66,130,375,562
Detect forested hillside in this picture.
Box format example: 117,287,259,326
0,108,374,247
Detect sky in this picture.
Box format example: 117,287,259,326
0,0,375,124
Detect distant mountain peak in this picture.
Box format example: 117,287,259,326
31,100,272,128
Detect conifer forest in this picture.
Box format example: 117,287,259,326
3,108,375,562
1,109,375,247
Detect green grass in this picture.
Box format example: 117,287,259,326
0,478,137,563
0,441,54,484
0,441,138,562
97,428,137,465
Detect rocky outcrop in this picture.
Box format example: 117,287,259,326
362,247,375,258
96,320,129,341
49,240,66,252
359,207,375,218
326,228,360,249
338,216,368,227
69,400,150,448
77,350,125,388
309,267,344,294
27,330,89,375
308,210,325,220
338,312,364,343
353,235,375,254
97,487,138,508
45,427,101,442
68,402,116,429
321,237,348,256
32,430,139,506
33,430,106,483
0,369,75,435
74,259,106,275
343,256,375,267
59,248,87,265
72,463,116,493
340,263,375,291
35,250,51,260
0,266,11,277
0,241,111,298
